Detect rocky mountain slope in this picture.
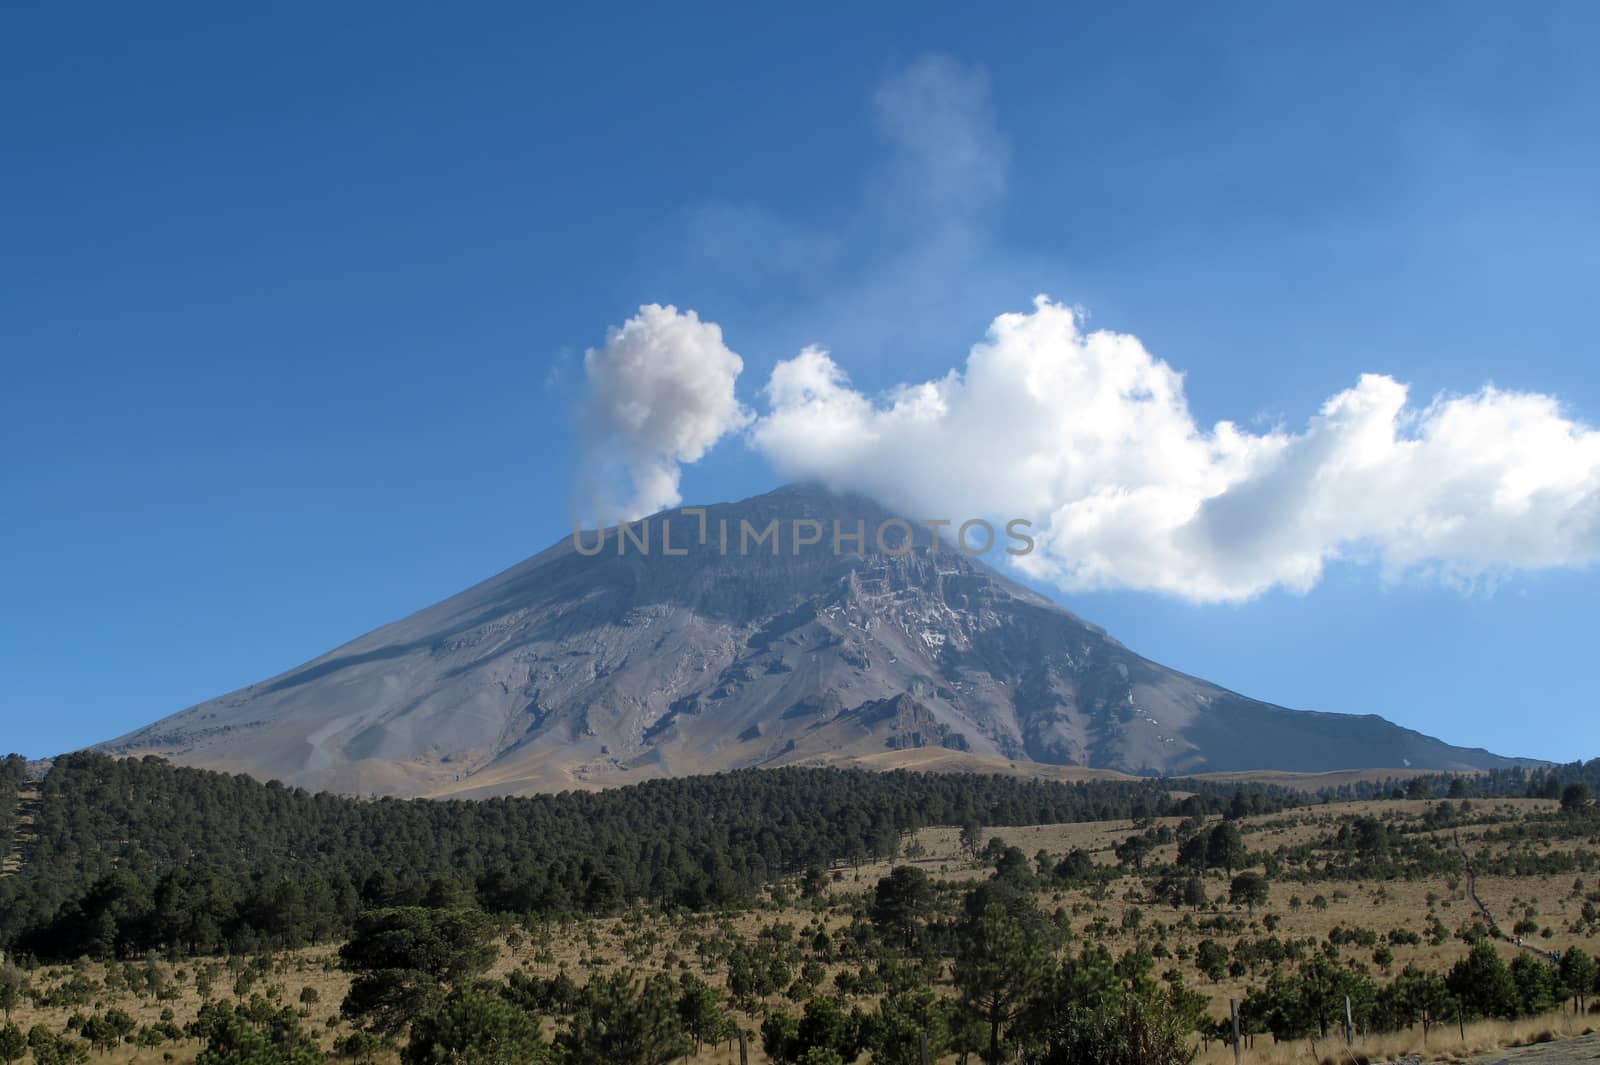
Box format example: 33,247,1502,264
100,485,1530,795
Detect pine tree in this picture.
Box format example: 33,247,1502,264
1559,948,1597,1014
339,907,495,1035
871,866,935,950
0,1023,25,1065
559,972,690,1065
402,986,549,1065
675,975,731,1055
954,900,1052,1064
1229,872,1269,914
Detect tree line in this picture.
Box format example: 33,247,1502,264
0,751,1293,962
1313,759,1600,806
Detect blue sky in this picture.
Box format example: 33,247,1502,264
3,3,1598,762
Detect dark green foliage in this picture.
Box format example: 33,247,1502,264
954,896,1055,1063
1383,964,1452,1039
1177,833,1208,871
1007,937,1201,1065
190,998,322,1065
870,866,935,950
866,986,954,1065
1510,952,1559,1015
1559,947,1597,1012
340,908,496,984
726,936,793,1008
79,1007,134,1052
1233,953,1373,1041
960,820,984,860
1232,937,1595,1044
0,756,24,873
1023,983,1197,1065
799,866,828,899
1205,823,1246,875
761,1009,799,1061
334,1029,386,1062
1217,759,1600,809
0,965,22,1021
1194,941,1229,982
1347,816,1391,863
3,751,1286,961
402,986,549,1065
763,996,865,1065
1052,849,1095,884
556,971,690,1065
1173,822,1249,876
1116,833,1155,870
339,907,495,1034
1229,872,1269,913
0,1023,24,1065
25,1025,87,1065
1447,941,1520,1020
994,846,1034,883
674,974,732,1054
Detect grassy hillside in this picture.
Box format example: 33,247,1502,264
1,791,1598,1063
0,754,1597,1063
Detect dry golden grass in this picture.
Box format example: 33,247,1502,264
6,795,1595,1064
5,947,353,1064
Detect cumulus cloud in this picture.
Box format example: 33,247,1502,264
749,296,1600,601
579,304,751,520
578,57,1600,598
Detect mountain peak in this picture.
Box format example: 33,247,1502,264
100,484,1532,796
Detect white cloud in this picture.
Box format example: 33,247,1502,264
748,296,1600,601
579,304,751,520
579,57,1600,599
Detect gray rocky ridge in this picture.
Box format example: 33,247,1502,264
101,484,1530,796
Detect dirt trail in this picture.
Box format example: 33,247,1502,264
1452,828,1567,966
1455,828,1505,937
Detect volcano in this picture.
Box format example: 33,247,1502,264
100,484,1529,795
